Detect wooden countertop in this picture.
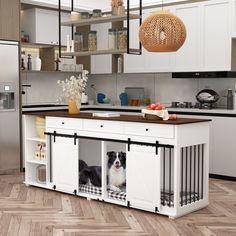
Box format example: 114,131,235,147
23,111,211,125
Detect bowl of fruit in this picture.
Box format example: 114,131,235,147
142,102,169,120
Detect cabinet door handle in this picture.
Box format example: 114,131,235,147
146,128,149,131
62,122,65,124
100,125,103,128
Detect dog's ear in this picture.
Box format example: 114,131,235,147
121,152,126,158
107,151,114,157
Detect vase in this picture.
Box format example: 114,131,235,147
34,56,42,71
68,100,80,115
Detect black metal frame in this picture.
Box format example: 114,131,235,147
180,144,205,207
44,131,173,155
58,0,142,58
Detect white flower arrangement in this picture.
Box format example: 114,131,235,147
57,70,89,103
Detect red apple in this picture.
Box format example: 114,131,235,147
170,114,177,120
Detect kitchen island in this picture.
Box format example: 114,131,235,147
23,111,211,218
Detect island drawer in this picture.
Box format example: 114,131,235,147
124,122,174,138
83,119,124,134
46,117,83,130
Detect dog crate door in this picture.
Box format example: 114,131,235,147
127,145,161,212
52,136,79,193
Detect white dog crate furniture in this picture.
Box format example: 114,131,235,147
23,111,210,219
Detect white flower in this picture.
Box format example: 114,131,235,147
57,70,89,103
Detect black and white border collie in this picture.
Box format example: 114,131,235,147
107,151,126,192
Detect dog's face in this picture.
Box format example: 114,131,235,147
107,151,126,169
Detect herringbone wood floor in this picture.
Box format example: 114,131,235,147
0,174,235,236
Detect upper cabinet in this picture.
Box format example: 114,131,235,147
125,0,236,73
233,0,236,36
0,0,20,41
124,7,174,73
21,8,70,46
202,0,232,71
173,3,202,72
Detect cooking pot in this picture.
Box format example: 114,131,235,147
196,89,220,104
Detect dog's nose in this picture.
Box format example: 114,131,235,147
115,161,119,165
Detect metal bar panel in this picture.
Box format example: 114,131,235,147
198,144,200,200
201,144,204,199
181,148,183,206
194,145,196,202
190,146,192,203
163,147,166,206
169,148,172,207
185,147,188,205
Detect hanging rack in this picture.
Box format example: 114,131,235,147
58,0,142,58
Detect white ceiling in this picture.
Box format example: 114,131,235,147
22,0,208,11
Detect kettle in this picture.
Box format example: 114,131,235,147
81,92,88,104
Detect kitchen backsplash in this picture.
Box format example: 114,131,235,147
22,71,236,108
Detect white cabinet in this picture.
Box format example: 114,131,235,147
209,117,236,177
124,10,146,73
232,0,236,36
202,0,232,71
178,114,236,178
127,145,160,211
173,3,202,71
52,136,78,193
21,8,70,45
144,7,174,73
90,23,112,74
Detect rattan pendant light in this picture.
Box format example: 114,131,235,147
139,2,187,52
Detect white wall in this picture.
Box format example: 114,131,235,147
22,71,236,108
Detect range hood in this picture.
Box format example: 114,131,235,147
172,71,236,78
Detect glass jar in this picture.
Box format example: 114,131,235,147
92,9,102,18
36,165,46,184
74,32,83,52
88,31,97,51
81,12,90,19
108,28,117,50
117,28,127,50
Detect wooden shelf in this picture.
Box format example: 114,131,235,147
61,14,141,27
62,48,141,57
21,70,81,74
26,137,46,142
26,160,47,165
21,42,66,49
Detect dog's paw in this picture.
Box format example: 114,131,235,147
108,184,121,192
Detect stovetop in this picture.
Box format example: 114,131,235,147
170,101,217,110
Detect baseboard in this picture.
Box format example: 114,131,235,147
209,174,236,181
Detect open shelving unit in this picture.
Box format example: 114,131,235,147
62,48,141,57
23,115,50,187
21,70,81,74
58,0,142,58
61,14,141,27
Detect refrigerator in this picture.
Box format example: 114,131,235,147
0,40,21,173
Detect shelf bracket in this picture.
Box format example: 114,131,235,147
53,131,56,143
155,141,159,155
74,133,77,145
127,138,131,152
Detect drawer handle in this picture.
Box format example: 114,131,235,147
146,128,149,131
62,122,65,125
100,125,103,128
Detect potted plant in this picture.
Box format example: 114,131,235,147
57,70,89,114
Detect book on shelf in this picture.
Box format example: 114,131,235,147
92,112,120,118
